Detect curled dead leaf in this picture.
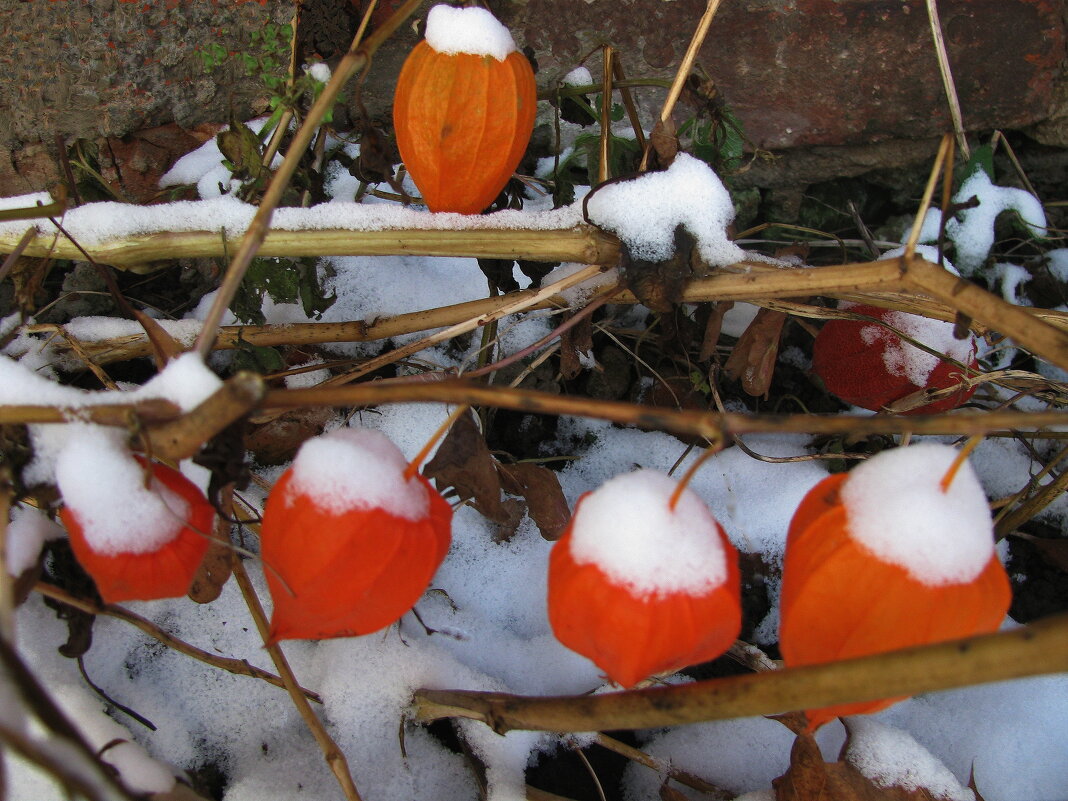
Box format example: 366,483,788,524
724,308,788,399
497,462,570,541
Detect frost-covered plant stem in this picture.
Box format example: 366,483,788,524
412,613,1068,733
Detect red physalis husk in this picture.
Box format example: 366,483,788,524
547,491,742,689
779,472,1011,731
260,469,452,643
812,304,978,414
62,458,215,604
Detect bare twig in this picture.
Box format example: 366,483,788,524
24,264,1068,366
230,555,362,801
599,46,614,185
142,371,266,461
0,227,38,284
0,720,129,801
319,264,605,386
0,470,14,641
33,582,321,703
901,255,1068,369
994,452,1068,536
593,733,730,799
2,382,1062,440
639,0,724,170
412,613,1068,733
0,636,141,800
925,0,970,159
262,381,1067,438
904,134,953,259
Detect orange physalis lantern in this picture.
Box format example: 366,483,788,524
547,469,741,688
779,443,1011,731
260,428,452,643
812,303,978,414
58,440,215,605
392,4,537,214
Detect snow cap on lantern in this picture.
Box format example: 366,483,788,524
392,4,537,214
423,4,518,60
56,426,214,604
779,443,1011,730
548,469,741,688
260,427,452,643
812,248,978,414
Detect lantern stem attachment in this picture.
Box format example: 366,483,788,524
403,404,471,482
939,434,983,493
668,443,721,511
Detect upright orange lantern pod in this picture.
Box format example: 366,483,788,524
779,444,1011,731
260,428,452,643
392,4,537,214
547,469,741,688
60,455,215,605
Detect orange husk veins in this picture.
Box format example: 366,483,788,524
261,469,452,643
393,42,536,214
812,304,978,414
61,459,215,604
779,482,1012,731
547,500,742,688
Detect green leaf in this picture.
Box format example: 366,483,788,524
959,144,995,186
231,258,335,325
217,117,267,182
295,259,336,320
248,258,300,305
231,340,285,374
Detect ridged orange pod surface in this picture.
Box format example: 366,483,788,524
61,456,215,604
548,469,741,688
260,428,452,643
779,444,1011,731
392,4,536,214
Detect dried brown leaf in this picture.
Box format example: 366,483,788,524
423,411,523,540
559,313,595,380
775,731,947,801
424,411,501,507
1019,533,1068,575
104,124,208,203
187,519,233,605
9,256,51,315
699,300,734,361
768,711,809,736
351,124,396,185
497,462,571,541
245,407,334,466
776,733,892,801
648,117,680,171
724,308,788,398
